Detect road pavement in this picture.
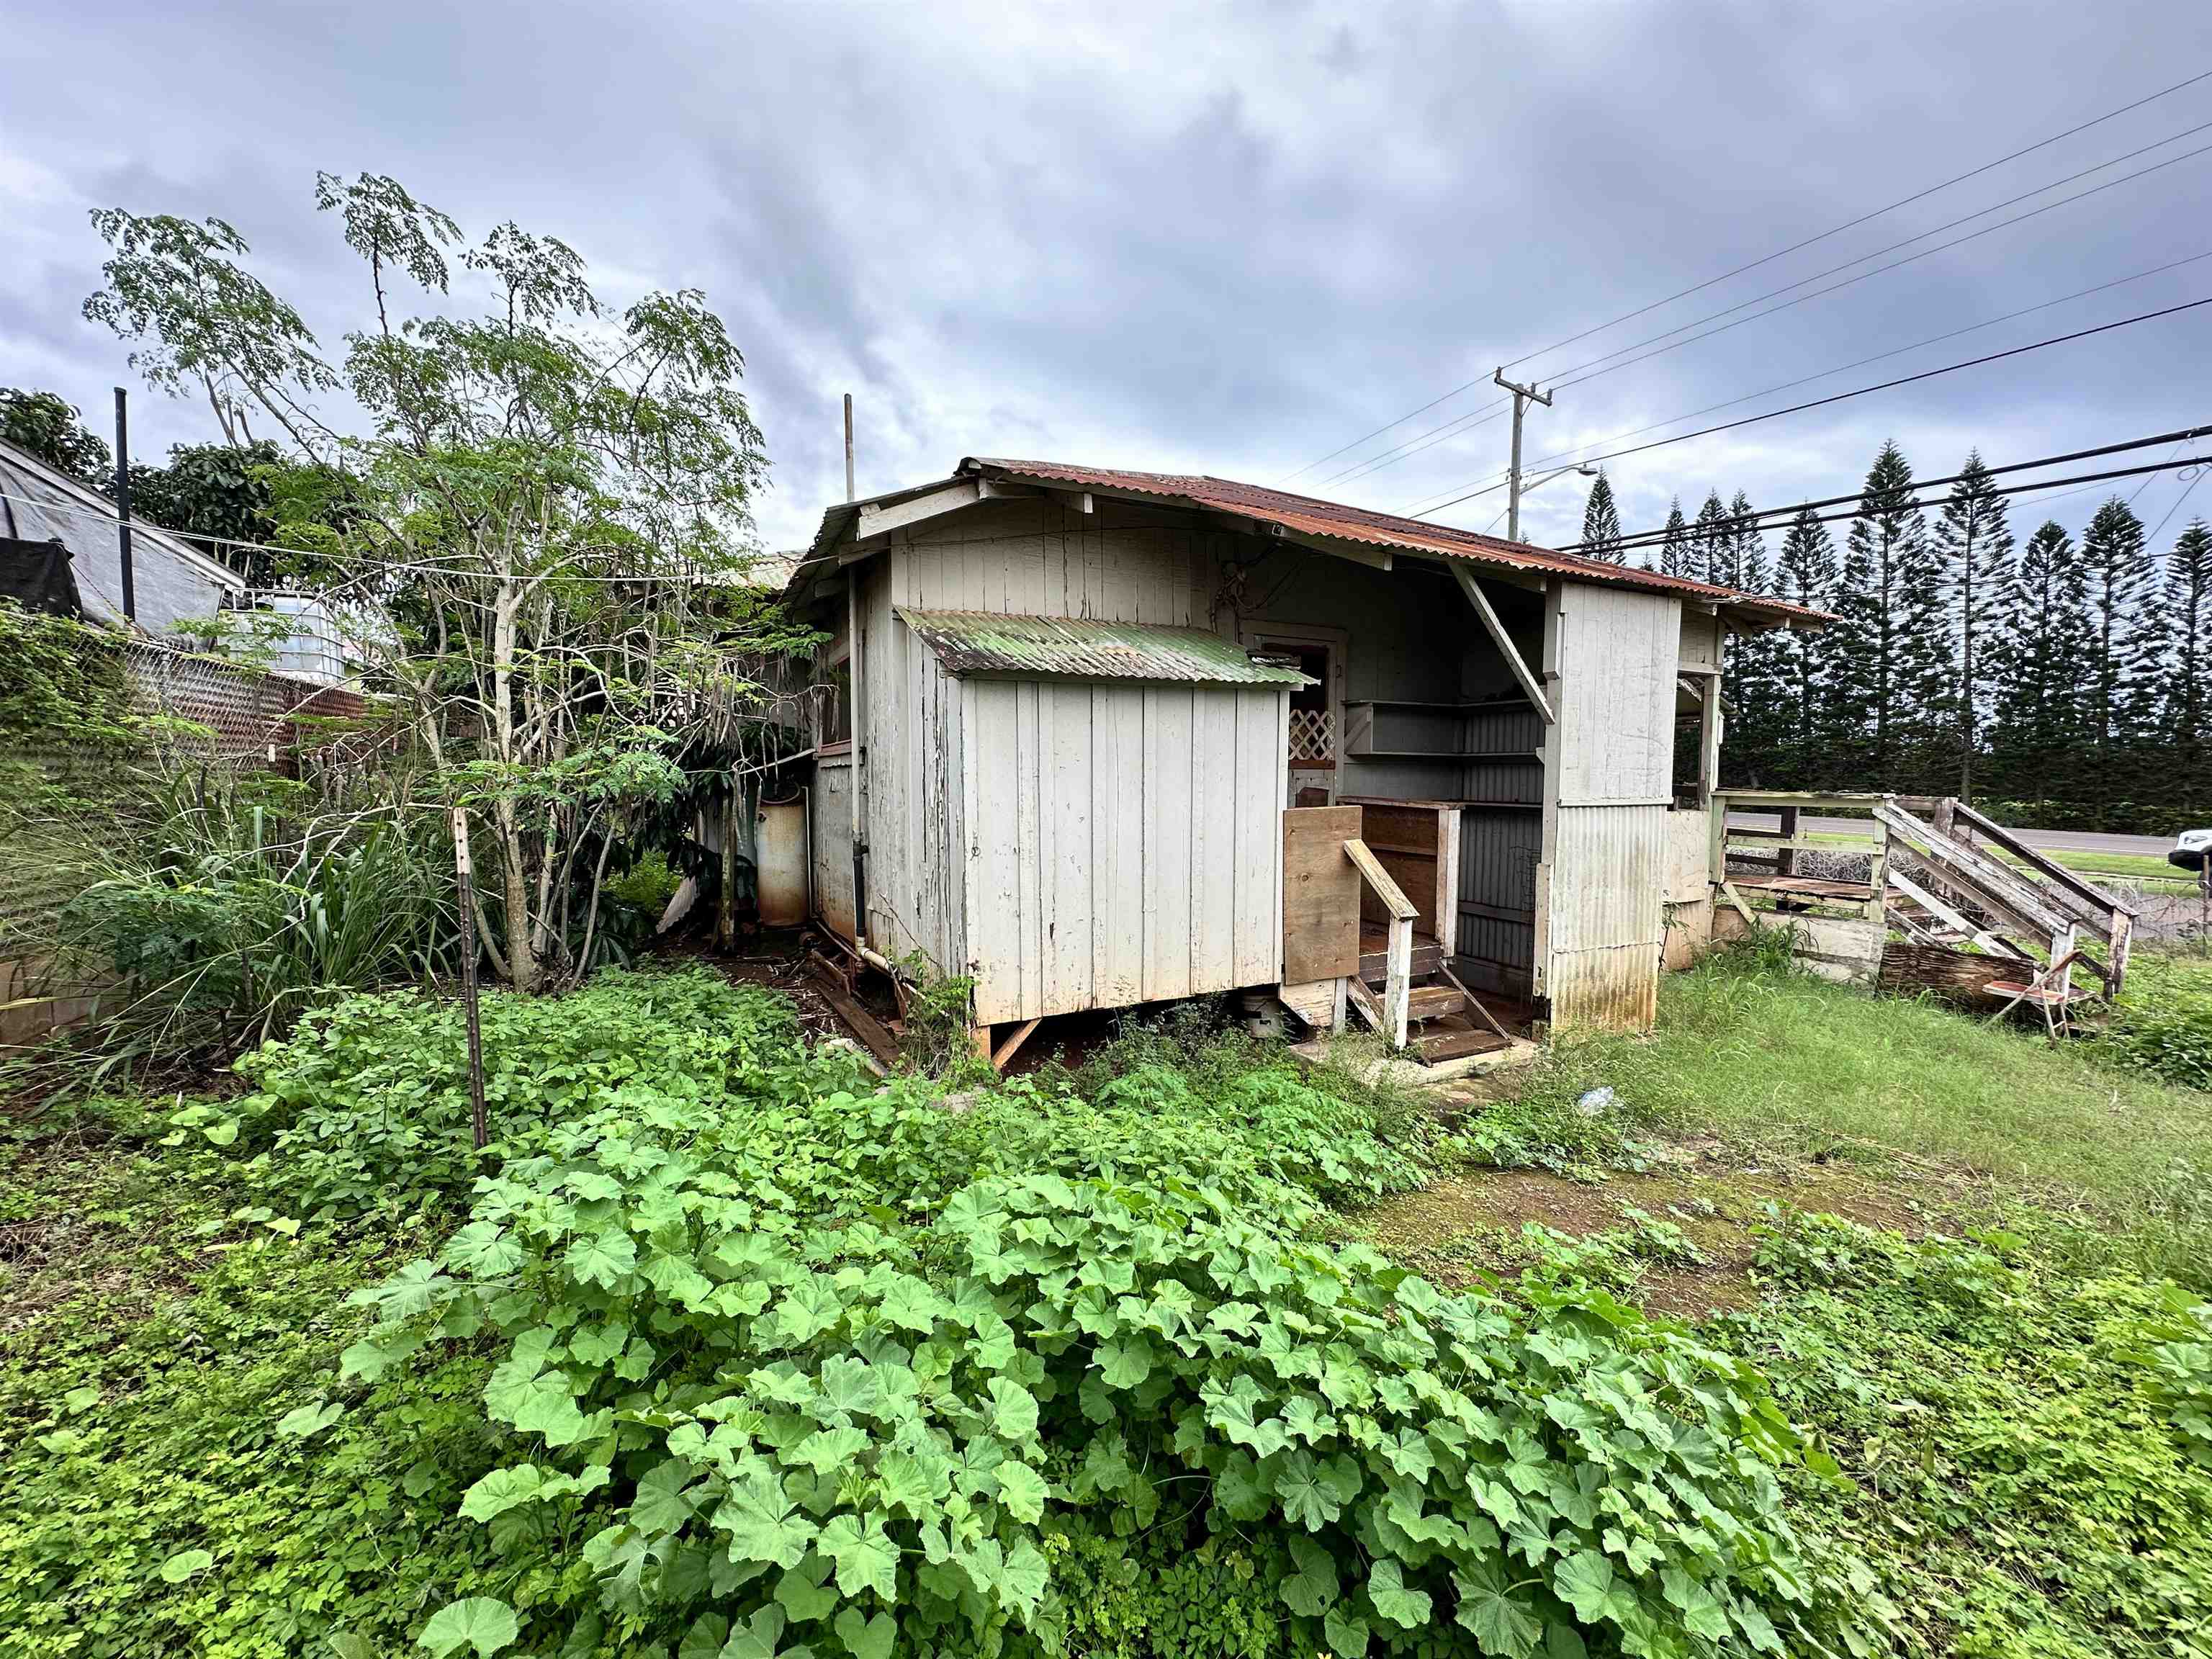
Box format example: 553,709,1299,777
1730,813,2176,859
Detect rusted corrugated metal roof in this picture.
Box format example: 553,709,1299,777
961,458,1828,625
898,608,1313,686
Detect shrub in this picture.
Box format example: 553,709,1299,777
2095,952,2212,1092
343,1078,1874,1658
184,966,822,1216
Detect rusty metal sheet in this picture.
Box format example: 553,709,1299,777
896,608,1312,686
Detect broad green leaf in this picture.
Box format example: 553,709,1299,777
1455,1563,1542,1658
775,1555,838,1622
989,1377,1039,1439
721,1606,793,1659
878,1274,945,1333
768,1276,845,1346
1367,1558,1432,1629
1001,1537,1050,1624
159,1547,213,1583
1094,1337,1151,1390
819,1511,899,1601
719,1462,816,1570
1552,1551,1635,1627
794,1425,871,1475
564,1229,637,1288
817,1354,883,1419
275,1401,346,1439
459,1464,554,1521
1282,1534,1338,1615
1660,1566,1730,1642
327,1635,377,1659
834,1606,896,1659
1323,1606,1370,1657
997,1460,1048,1524
629,1457,701,1533
417,1597,519,1658
1274,1449,1343,1530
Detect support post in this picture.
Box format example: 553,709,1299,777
1777,805,1799,879
1384,916,1411,1051
843,392,855,503
1864,814,1889,923
1492,369,1554,544
450,804,488,1151
113,387,136,623
718,778,738,949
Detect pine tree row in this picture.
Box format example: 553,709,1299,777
1577,450,2212,830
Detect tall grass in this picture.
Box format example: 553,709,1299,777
19,769,458,1088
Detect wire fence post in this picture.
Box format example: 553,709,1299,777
450,803,488,1150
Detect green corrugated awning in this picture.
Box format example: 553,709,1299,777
896,609,1312,687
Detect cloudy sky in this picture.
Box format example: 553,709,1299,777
4,0,2210,561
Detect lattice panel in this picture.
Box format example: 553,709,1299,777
1288,707,1336,765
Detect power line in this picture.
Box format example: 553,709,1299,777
1410,294,2212,519
0,488,765,586
2144,462,2210,544
1534,131,2212,395
1498,67,2212,375
1357,247,2212,498
1280,66,2212,485
1568,426,2212,554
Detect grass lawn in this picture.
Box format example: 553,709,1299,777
1519,954,2212,1231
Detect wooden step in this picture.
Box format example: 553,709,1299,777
1405,984,1466,1021
1359,940,1445,985
1413,1028,1512,1063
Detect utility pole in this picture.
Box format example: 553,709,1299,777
113,387,136,623
1493,368,1553,544
449,803,488,1151
843,392,855,503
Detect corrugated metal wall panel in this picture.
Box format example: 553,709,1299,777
1542,583,1681,1031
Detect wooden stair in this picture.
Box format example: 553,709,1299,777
1351,959,1514,1064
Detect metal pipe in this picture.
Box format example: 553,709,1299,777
113,387,135,622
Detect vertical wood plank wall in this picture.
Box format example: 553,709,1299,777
811,754,857,943
855,495,1228,1000
1539,583,1682,1030
960,680,1287,1025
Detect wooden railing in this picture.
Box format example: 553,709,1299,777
1343,835,1416,1048
1709,788,2136,997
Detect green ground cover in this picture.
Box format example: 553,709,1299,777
4,953,2210,1658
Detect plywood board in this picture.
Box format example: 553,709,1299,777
1282,806,1362,982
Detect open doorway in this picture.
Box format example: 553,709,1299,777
1244,622,1345,806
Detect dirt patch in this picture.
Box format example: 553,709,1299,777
1354,1141,1965,1320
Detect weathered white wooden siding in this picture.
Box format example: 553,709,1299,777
1537,582,1682,1031
896,496,1206,624
849,499,1213,980
811,753,858,943
960,678,1287,1024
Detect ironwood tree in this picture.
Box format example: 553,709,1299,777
1933,451,2013,800
1655,498,1691,576
2077,495,2156,803
1829,442,1948,789
1985,519,2092,804
1578,470,1623,562
84,171,803,994
2163,516,2212,812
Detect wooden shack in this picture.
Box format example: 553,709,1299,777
781,459,1817,1061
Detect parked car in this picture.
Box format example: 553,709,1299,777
2171,828,2212,872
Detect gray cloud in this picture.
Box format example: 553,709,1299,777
4,0,2208,560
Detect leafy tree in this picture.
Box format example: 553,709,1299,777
1771,505,1838,785
2077,495,2156,799
0,387,112,487
86,171,796,994
1656,498,1691,576
1986,521,2091,804
2164,517,2212,812
1933,451,2013,800
1830,442,1946,788
1578,470,1623,562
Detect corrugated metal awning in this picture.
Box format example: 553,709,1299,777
898,608,1312,686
